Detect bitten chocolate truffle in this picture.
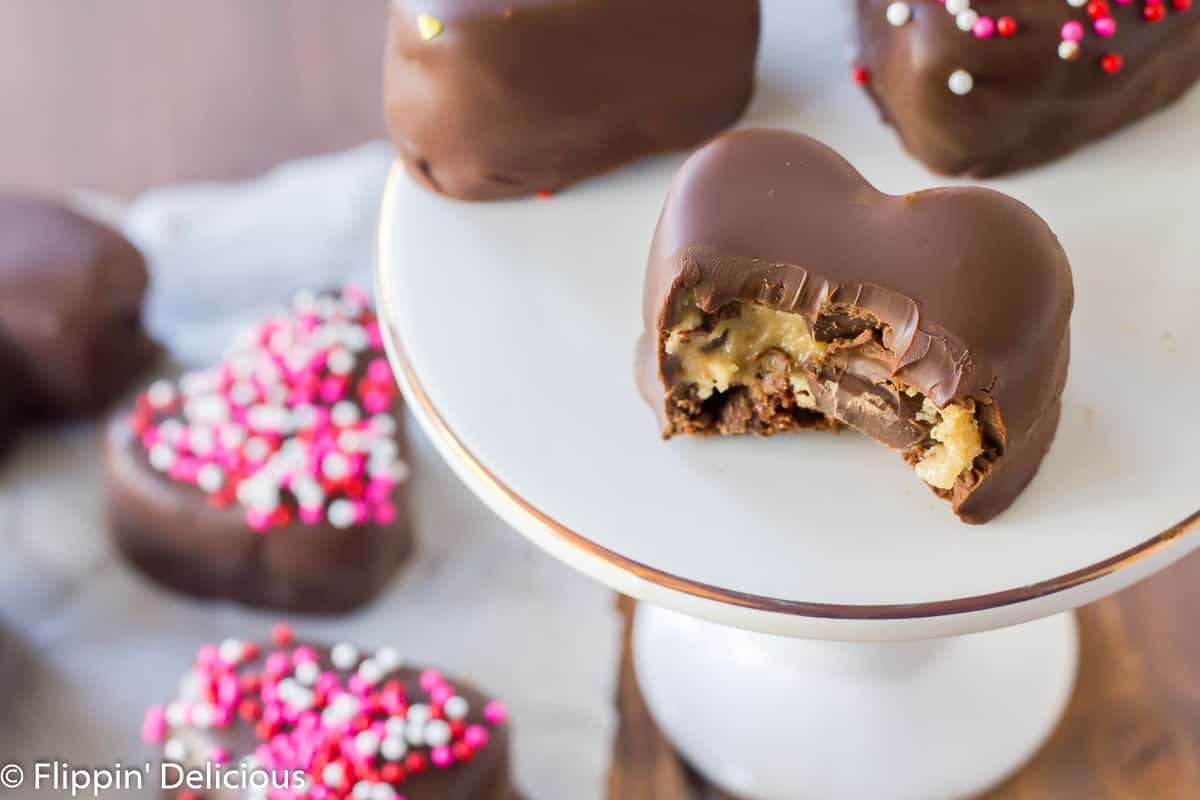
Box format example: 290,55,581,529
106,287,413,613
638,130,1074,524
142,626,518,800
384,0,760,201
0,194,157,420
855,0,1200,176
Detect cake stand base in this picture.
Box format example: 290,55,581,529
633,604,1079,800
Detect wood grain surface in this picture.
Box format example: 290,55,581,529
3,4,1198,798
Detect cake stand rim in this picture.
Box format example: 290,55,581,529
375,162,1200,623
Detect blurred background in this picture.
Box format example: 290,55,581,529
0,0,389,197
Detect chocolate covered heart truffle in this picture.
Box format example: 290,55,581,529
105,287,413,613
0,194,157,423
855,0,1200,176
637,129,1074,523
384,0,760,200
141,625,518,800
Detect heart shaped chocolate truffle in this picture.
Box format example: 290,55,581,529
384,0,760,200
105,287,414,613
855,0,1200,175
638,129,1074,523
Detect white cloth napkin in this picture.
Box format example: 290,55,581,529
0,144,621,799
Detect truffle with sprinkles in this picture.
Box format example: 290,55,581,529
855,0,1200,175
104,286,414,614
142,625,519,800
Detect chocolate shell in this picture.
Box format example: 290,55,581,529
384,0,760,200
0,194,157,420
637,129,1074,523
144,634,518,800
105,288,414,614
855,0,1200,176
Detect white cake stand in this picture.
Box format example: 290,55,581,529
375,4,1200,797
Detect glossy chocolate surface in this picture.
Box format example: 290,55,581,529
856,0,1200,176
384,0,760,200
0,194,157,422
638,129,1074,523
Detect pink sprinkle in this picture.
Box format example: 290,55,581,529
1094,16,1116,37
1061,21,1083,41
367,358,392,383
484,700,508,725
366,321,383,349
362,388,390,414
431,745,454,769
463,724,489,749
141,706,166,743
972,16,995,38
430,685,453,706
292,646,318,665
141,427,161,449
343,285,369,307
299,506,324,525
320,377,347,404
366,479,394,503
212,706,232,727
247,510,273,532
208,747,229,765
374,502,398,525
197,644,220,667
419,670,444,691
265,652,291,679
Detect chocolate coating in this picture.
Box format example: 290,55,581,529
105,417,413,614
0,194,157,419
856,0,1200,176
156,643,519,800
638,129,1074,523
384,0,760,200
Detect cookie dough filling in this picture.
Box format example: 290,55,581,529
662,294,984,492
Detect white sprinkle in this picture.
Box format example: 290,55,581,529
146,379,176,408
248,404,290,433
229,381,258,406
330,642,360,671
218,638,245,664
371,785,396,800
327,347,355,375
180,369,220,396
165,702,188,727
295,660,321,686
355,730,380,757
885,1,910,26
341,324,369,352
321,762,345,790
374,646,402,673
424,719,452,748
406,703,430,725
352,782,373,800
243,436,272,462
1058,40,1081,61
1066,0,1087,6
219,424,247,449
163,738,187,762
189,425,216,456
322,452,350,481
184,393,230,425
948,69,974,96
955,9,978,32
292,404,319,431
331,401,360,428
293,289,318,313
385,717,407,737
944,0,969,13
404,719,426,747
370,414,397,436
328,498,357,529
190,703,215,729
148,443,177,472
358,658,384,686
380,735,408,761
291,476,325,509
197,463,225,493
443,695,469,721
158,418,184,443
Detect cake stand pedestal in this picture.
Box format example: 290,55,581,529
376,3,1200,796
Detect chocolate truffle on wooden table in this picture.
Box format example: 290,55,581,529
105,287,413,613
141,624,518,800
855,0,1200,176
384,0,761,201
0,194,157,420
638,129,1074,524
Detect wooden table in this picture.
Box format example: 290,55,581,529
4,4,1198,797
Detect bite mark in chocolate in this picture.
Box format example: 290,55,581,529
638,130,1074,523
